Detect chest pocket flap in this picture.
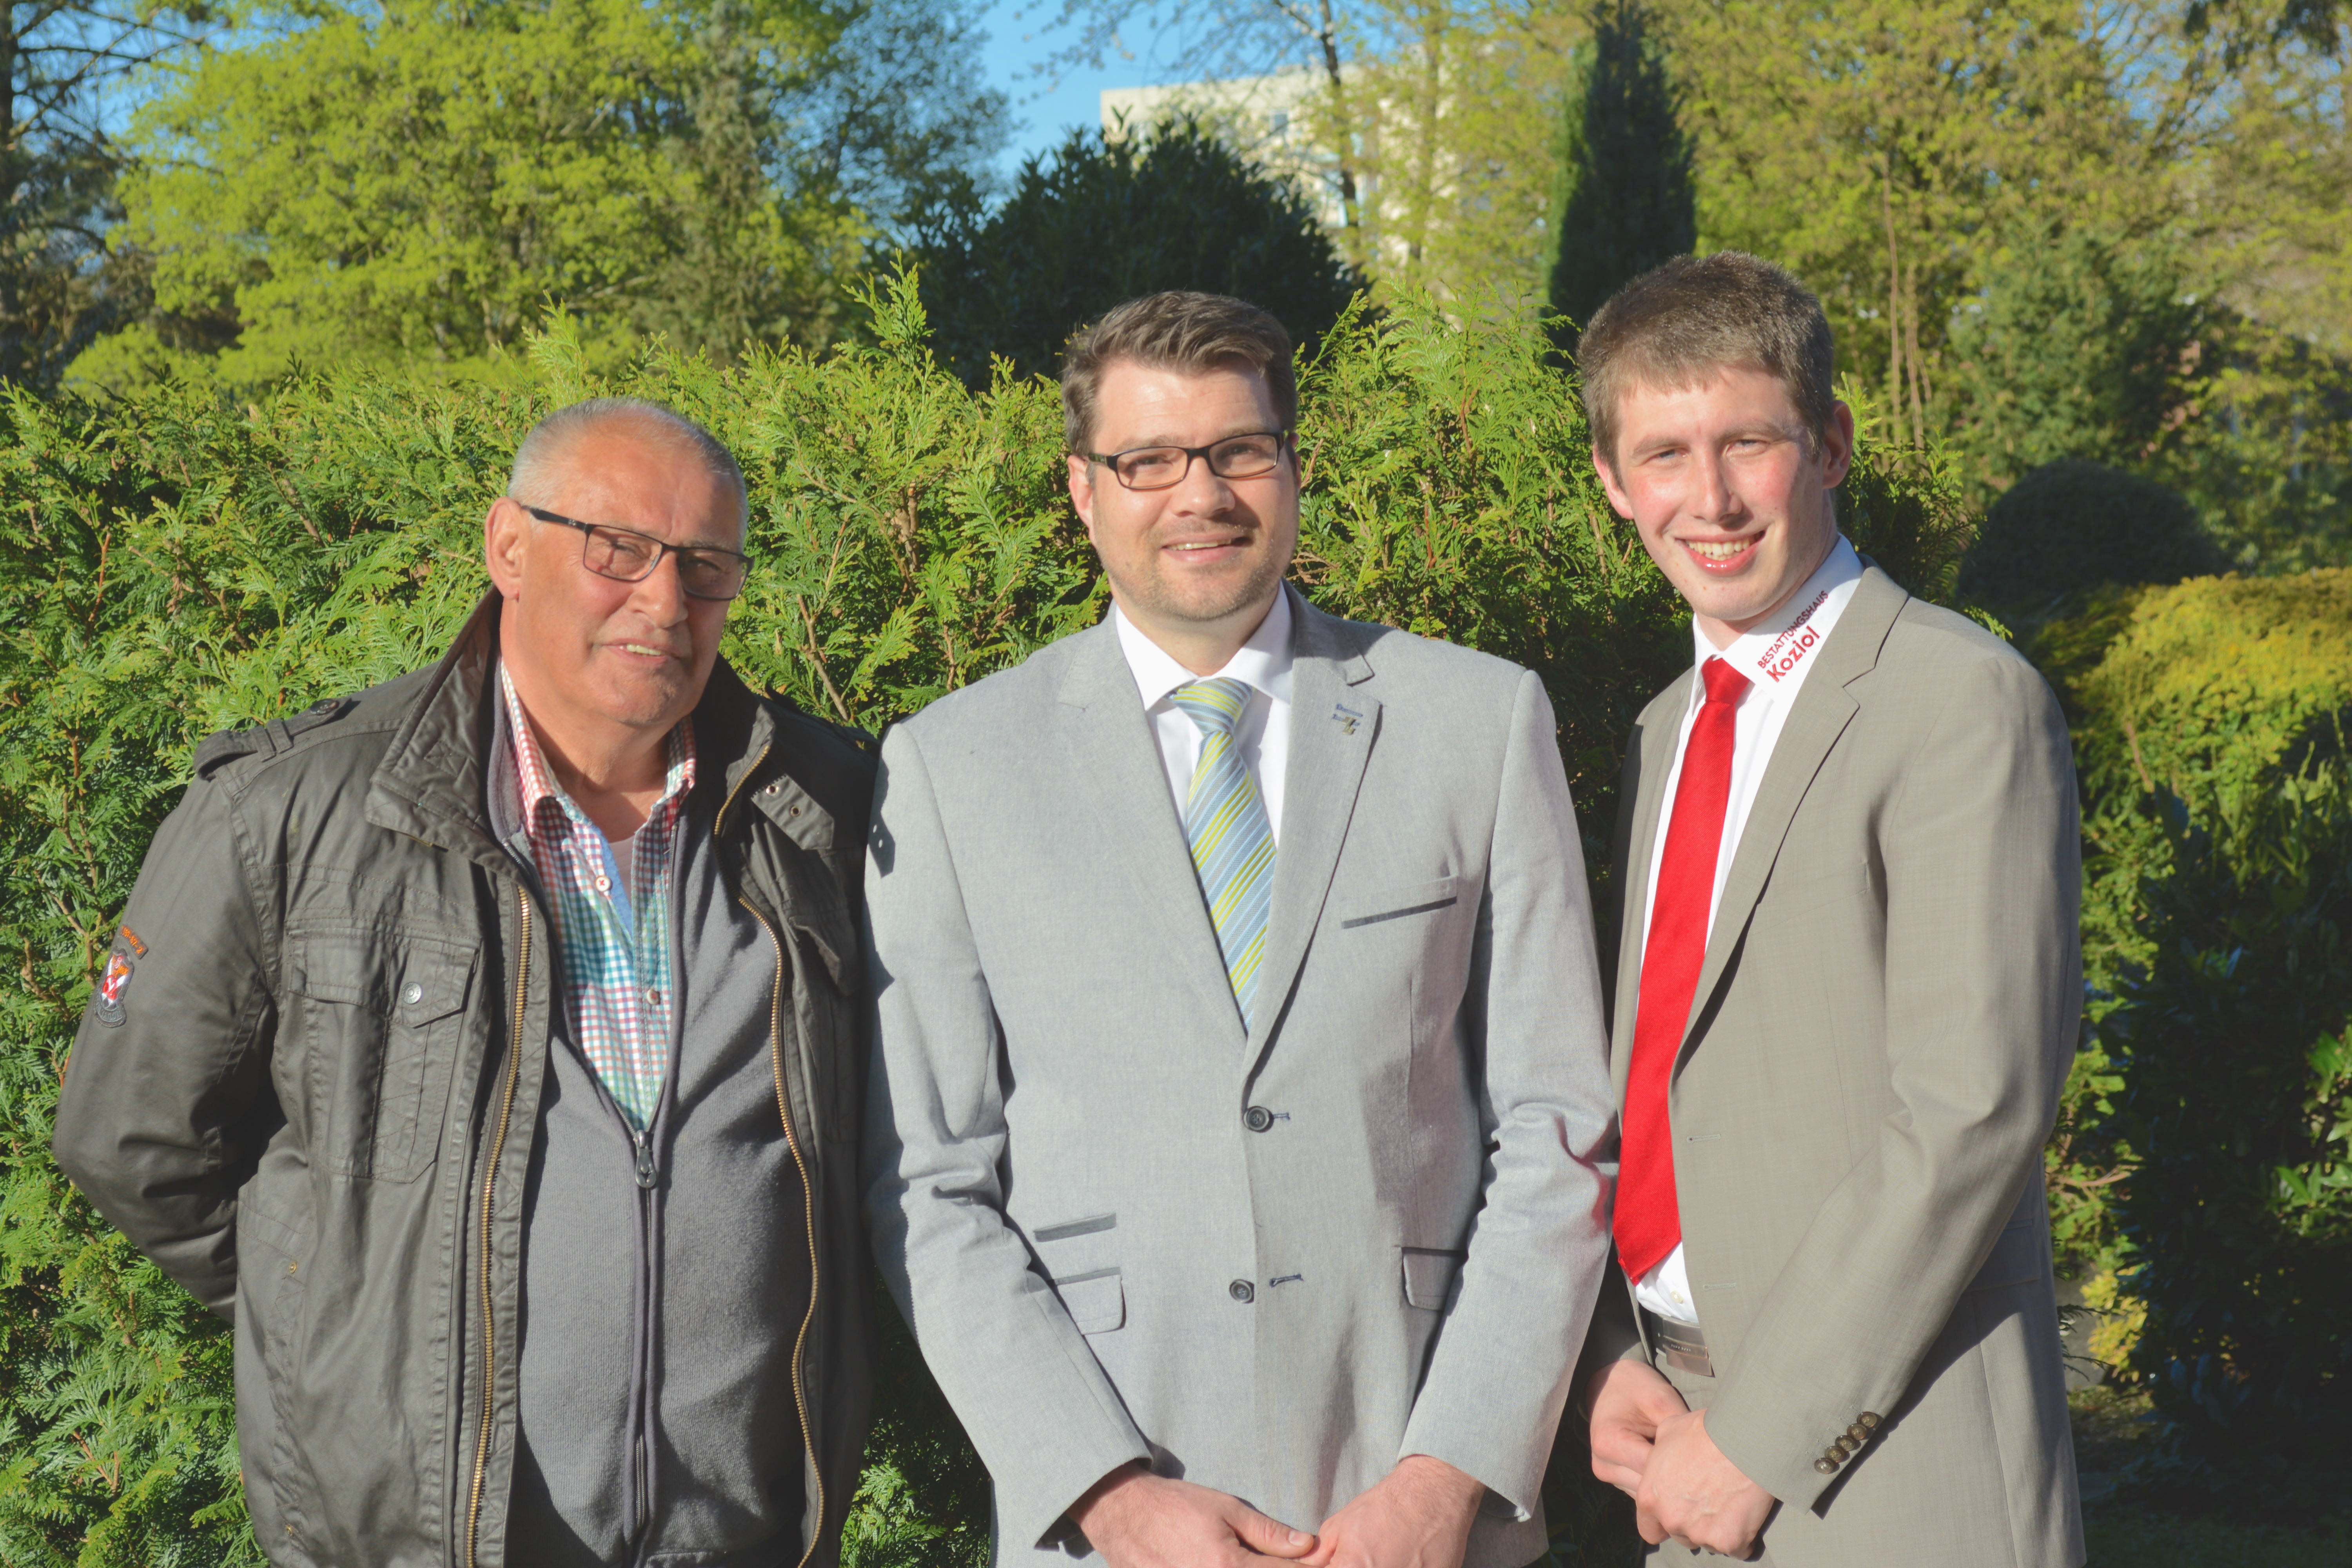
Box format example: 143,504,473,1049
289,931,478,1182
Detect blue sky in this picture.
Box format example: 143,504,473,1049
978,1,1174,172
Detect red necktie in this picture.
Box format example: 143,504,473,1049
1615,657,1750,1283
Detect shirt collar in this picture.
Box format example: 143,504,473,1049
1697,534,1864,697
498,664,696,827
1113,586,1296,710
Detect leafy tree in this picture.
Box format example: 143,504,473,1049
1941,227,2210,495
69,0,1006,389
913,120,1362,387
0,0,221,386
1546,0,1693,347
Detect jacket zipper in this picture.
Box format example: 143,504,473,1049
467,887,532,1568
737,893,824,1568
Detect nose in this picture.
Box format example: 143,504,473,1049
627,549,691,621
1690,447,1740,526
1166,450,1238,515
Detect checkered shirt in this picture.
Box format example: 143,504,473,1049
500,667,695,1131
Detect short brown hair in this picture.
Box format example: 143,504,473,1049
1579,252,1836,470
1061,291,1297,453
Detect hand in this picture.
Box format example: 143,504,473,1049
1298,1454,1483,1568
1072,1464,1319,1568
1583,1358,1690,1497
1633,1408,1775,1559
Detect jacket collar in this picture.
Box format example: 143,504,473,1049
1052,585,1380,1056
1608,562,1910,1096
365,589,797,871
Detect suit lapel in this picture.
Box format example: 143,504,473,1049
1677,566,1909,1061
1056,621,1249,1046
1610,672,1693,1105
1247,593,1379,1065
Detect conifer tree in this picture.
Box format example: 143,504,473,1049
1546,0,1695,348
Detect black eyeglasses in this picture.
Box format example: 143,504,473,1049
1083,430,1292,491
521,505,751,602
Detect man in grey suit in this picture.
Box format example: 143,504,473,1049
1575,252,2084,1566
864,291,1617,1568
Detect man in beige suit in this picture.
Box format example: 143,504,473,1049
1573,252,2085,1566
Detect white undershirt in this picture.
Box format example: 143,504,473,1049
1114,590,1295,843
1633,536,1865,1325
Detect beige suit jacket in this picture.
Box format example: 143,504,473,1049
1588,565,2086,1568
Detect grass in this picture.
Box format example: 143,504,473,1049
2073,1386,2350,1567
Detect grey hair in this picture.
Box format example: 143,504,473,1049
506,397,749,530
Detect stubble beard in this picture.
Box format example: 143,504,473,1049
1115,545,1288,631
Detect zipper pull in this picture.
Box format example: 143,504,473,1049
633,1132,658,1190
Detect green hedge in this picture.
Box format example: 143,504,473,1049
2034,574,2352,1512
0,273,1970,1562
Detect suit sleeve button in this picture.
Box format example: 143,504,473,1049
1858,1412,1883,1430
1229,1279,1255,1303
1814,1458,1838,1474
1243,1106,1274,1132
1846,1424,1870,1443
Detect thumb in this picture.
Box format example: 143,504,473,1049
1228,1502,1317,1560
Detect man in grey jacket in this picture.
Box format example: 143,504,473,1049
53,399,874,1568
864,291,1618,1568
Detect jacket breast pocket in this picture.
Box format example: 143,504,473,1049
289,928,478,1182
1338,876,1465,931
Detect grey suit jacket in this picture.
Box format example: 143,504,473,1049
1589,566,2085,1568
864,592,1616,1564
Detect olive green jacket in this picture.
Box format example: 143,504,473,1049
53,593,876,1568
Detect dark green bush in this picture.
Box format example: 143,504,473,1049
0,272,1971,1562
1960,457,2222,610
913,120,1362,389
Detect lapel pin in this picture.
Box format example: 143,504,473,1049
1332,702,1363,736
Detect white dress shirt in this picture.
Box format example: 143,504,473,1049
1113,589,1295,843
1633,535,1865,1325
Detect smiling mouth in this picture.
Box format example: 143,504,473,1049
1684,537,1757,562
1166,538,1247,553
615,642,677,659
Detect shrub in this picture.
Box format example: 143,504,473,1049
2035,572,2352,1511
0,270,1969,1561
1960,457,2223,611
912,120,1362,389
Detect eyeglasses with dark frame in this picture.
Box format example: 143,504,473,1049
521,505,752,602
1082,430,1293,492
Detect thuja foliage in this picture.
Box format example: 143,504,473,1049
2032,572,2352,1508
0,270,1971,1561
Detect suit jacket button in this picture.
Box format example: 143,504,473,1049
1229,1279,1255,1304
1243,1106,1274,1133
1814,1458,1838,1474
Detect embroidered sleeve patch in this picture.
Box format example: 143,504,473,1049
94,947,135,1027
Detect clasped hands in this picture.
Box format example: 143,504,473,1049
1073,1452,1481,1568
1584,1359,1775,1559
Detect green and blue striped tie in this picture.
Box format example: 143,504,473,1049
1171,678,1277,1027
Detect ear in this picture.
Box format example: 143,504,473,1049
1818,402,1857,490
1592,444,1636,520
485,497,530,598
1067,453,1100,541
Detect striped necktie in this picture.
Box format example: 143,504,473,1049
1171,678,1278,1027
